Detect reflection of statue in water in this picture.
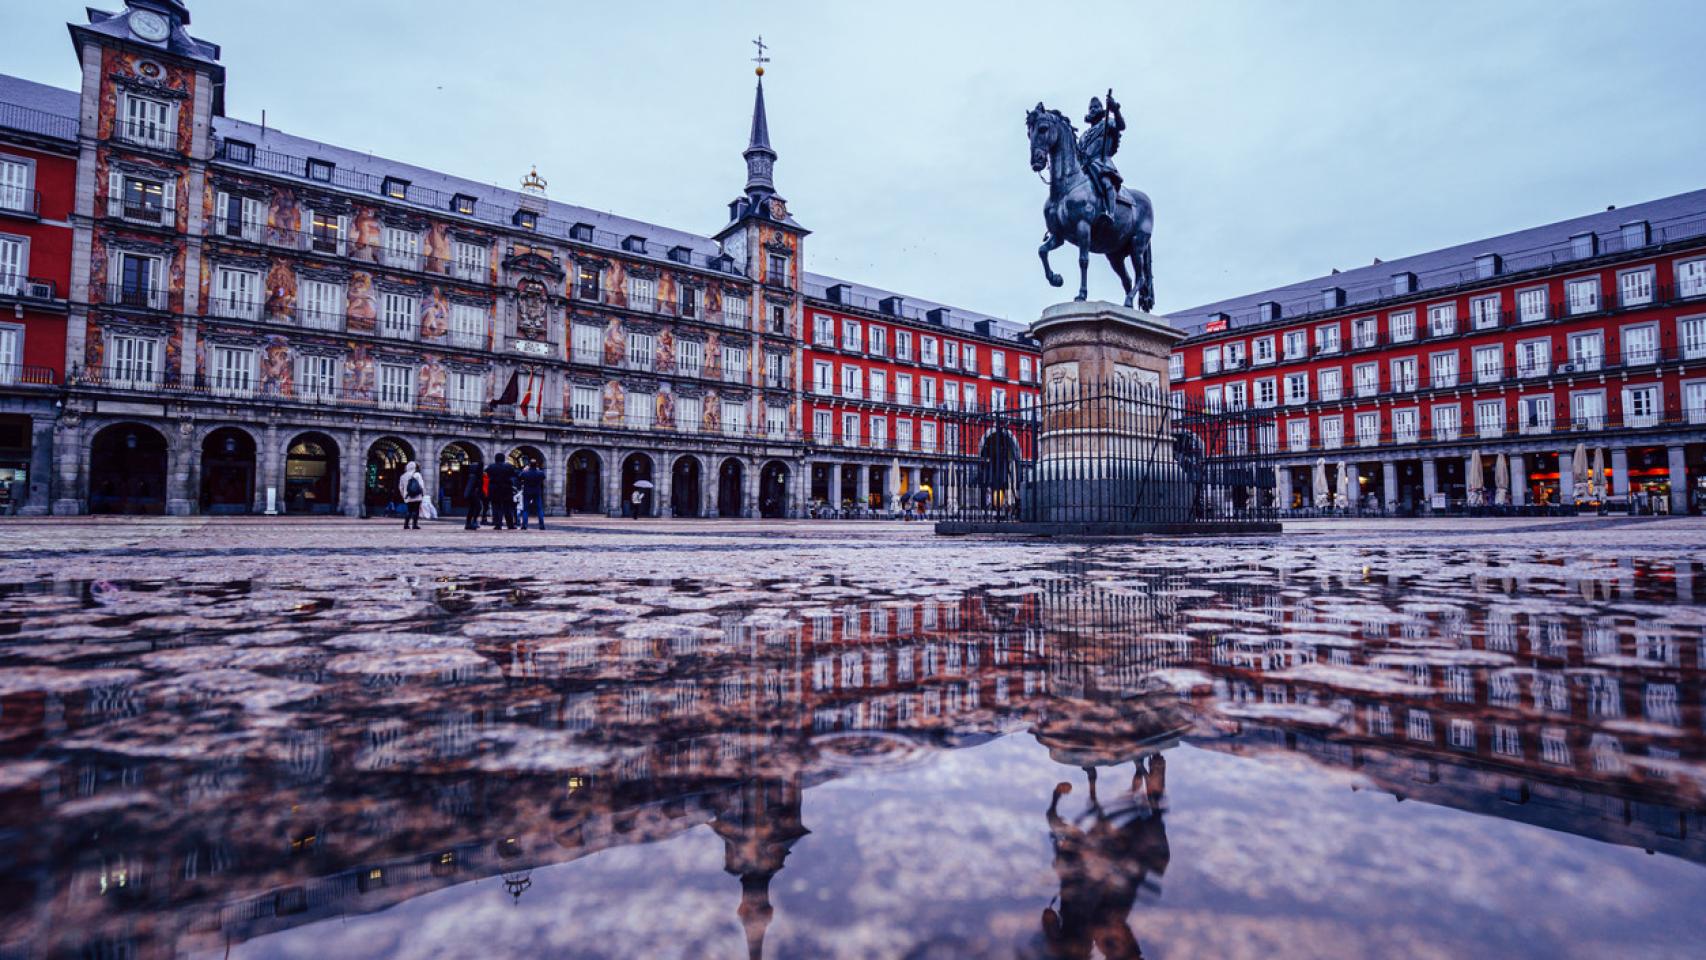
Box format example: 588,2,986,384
711,776,809,960
1034,755,1170,960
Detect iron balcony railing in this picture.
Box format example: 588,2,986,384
0,363,59,387
103,283,168,311
0,100,78,141
1265,409,1706,458
69,366,810,441
213,137,746,278
1178,207,1706,336
0,189,42,218
118,119,176,150
804,384,1025,415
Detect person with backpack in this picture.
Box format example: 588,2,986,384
462,460,486,530
398,461,426,529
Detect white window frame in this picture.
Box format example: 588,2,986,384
1679,315,1706,361
211,345,257,398
1314,324,1341,355
210,266,260,320
120,91,174,149
1432,403,1460,442
0,155,33,215
1428,350,1458,389
452,240,487,281
1282,329,1307,360
0,234,26,295
842,319,862,351
213,190,263,242
1617,266,1654,308
1317,367,1342,402
1319,414,1343,450
813,360,833,395
1517,286,1549,323
296,353,340,402
1253,377,1276,409
1676,257,1706,300
298,277,344,331
1620,323,1658,367
1392,407,1419,444
1475,399,1505,438
1389,356,1418,393
1518,393,1554,435
677,338,704,378
305,208,348,256
1515,337,1551,379
1622,383,1660,427
449,302,486,348
106,332,161,390
1472,344,1503,383
570,384,599,424
380,291,417,340
1469,294,1501,330
1571,389,1606,431
1283,371,1308,405
1355,411,1380,447
449,371,483,415
378,363,414,410
1389,310,1415,343
1252,335,1275,365
1565,276,1600,315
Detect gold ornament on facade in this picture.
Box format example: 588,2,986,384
520,166,548,196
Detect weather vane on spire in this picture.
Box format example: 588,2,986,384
751,35,769,76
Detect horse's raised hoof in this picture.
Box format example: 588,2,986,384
1048,274,1063,288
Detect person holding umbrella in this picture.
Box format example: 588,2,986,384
630,480,653,519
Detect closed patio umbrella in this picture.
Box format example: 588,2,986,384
1313,457,1330,509
1592,447,1607,500
1494,451,1510,505
1336,460,1352,511
1572,441,1589,501
1467,450,1485,506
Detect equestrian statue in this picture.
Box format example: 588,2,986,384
1026,90,1155,311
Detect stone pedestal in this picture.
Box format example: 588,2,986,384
1029,301,1188,525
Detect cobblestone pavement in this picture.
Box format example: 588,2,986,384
1,513,1703,958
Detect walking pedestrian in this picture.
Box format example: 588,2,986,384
629,488,645,519
519,459,547,529
462,459,486,530
398,461,425,529
486,454,518,530
479,469,492,527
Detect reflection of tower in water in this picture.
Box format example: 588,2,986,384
710,775,809,960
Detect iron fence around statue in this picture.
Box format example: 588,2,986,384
934,380,1280,530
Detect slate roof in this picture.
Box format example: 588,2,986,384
0,69,1030,343
1166,188,1706,338
0,74,79,141
802,272,1031,344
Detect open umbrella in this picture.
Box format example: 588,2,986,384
1467,450,1485,506
1336,460,1352,512
1572,442,1589,501
1494,451,1510,505
1313,457,1330,509
1593,447,1607,500
632,479,655,490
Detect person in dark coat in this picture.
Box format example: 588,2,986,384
518,460,547,530
462,460,486,530
486,455,518,530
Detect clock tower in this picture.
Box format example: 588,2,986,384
54,0,225,514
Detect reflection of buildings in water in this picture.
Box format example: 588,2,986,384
2,560,1704,957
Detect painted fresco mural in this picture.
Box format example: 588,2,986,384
260,336,292,396
420,287,449,341
757,225,800,289
164,324,182,385
703,390,721,433
602,318,624,366
704,333,722,381
346,273,377,334
656,329,675,373
655,391,675,431
417,356,447,411
350,207,382,263
424,223,451,274
267,188,299,247
96,48,195,151
264,259,295,321
343,345,375,402
601,380,625,426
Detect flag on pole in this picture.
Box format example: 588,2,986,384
519,369,537,418
491,371,520,413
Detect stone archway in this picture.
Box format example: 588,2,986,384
89,422,168,515
507,444,545,470
438,441,484,513
200,427,257,514
759,460,789,518
717,458,744,518
671,455,702,517
621,453,654,517
366,436,415,517
284,432,340,514
567,449,602,515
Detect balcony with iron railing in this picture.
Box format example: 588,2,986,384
0,188,42,219
103,283,167,311
0,100,78,142
213,137,748,278
207,294,261,321
0,363,59,388
118,119,176,151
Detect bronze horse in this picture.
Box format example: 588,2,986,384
1027,105,1155,311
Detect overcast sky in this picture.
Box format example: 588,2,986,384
13,0,1706,322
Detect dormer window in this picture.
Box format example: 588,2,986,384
1570,232,1597,260
570,222,594,242
222,139,254,164
668,245,692,265
381,176,410,200
307,158,334,182
451,193,477,216
512,209,537,230
622,235,647,254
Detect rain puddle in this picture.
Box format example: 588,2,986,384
0,552,1701,958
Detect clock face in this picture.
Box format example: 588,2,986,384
130,10,170,41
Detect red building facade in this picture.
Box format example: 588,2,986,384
0,77,78,513
1167,192,1706,515
798,281,1040,512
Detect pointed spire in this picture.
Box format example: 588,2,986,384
747,77,772,154
742,36,776,200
